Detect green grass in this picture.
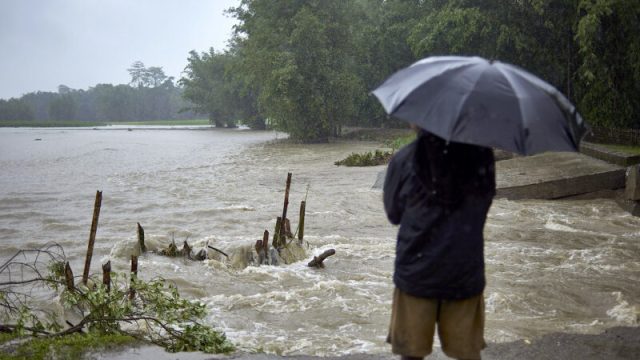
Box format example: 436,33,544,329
600,143,640,155
385,133,416,150
335,149,393,166
0,120,107,127
0,119,211,127
0,333,137,360
117,119,210,126
335,132,416,167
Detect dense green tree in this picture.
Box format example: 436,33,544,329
406,1,574,91
400,0,639,128
222,44,265,129
349,0,423,128
230,0,365,141
146,66,170,87
5,2,638,130
127,61,172,89
128,61,150,88
94,84,135,121
575,0,640,128
181,48,235,127
4,65,197,124
21,92,58,121
0,98,34,121
48,94,77,121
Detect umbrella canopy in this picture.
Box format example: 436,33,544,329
372,56,588,155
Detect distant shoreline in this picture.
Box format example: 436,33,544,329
0,119,211,128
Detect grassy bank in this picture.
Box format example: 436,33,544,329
117,119,211,126
0,119,211,127
599,143,640,155
336,128,415,167
0,333,137,360
0,120,107,127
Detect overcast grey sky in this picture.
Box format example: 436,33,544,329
0,0,238,99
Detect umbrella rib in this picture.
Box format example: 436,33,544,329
448,64,489,140
493,65,527,155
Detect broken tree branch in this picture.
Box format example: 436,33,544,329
307,249,336,268
207,245,229,259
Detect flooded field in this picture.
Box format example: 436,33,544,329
0,127,638,355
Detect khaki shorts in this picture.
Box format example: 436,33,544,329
388,288,486,359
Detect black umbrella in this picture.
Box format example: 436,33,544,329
372,56,588,155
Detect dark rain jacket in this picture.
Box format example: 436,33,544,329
384,132,495,300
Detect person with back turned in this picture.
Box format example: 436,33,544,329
384,129,496,360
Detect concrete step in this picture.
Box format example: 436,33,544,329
579,142,640,167
374,152,626,201
496,152,625,200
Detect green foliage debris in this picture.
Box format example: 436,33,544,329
0,333,136,360
0,244,234,358
335,149,393,167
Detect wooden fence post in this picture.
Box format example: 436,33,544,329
82,190,102,285
262,230,269,256
129,255,138,300
273,217,283,248
280,173,292,240
137,223,146,253
64,262,74,291
298,201,306,243
102,261,111,292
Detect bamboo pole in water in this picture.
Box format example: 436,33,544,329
284,218,292,238
280,173,292,240
82,190,102,285
129,255,138,300
207,245,229,259
137,222,146,253
102,261,111,292
263,230,270,254
255,240,264,263
273,216,282,248
255,229,271,264
298,200,306,243
64,262,74,291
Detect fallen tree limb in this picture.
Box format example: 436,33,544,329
207,246,229,259
307,249,336,268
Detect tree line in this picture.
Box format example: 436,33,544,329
0,62,197,123
2,1,637,138
179,0,639,142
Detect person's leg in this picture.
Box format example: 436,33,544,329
436,293,486,360
388,288,438,358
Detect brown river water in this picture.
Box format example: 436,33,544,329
0,126,638,355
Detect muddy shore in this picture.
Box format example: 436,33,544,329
95,326,639,360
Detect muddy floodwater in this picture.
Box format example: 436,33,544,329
0,127,638,355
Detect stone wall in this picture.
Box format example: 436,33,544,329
585,127,640,146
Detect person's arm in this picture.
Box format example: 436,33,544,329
383,156,406,225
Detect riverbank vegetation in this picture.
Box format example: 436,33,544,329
0,243,234,358
2,1,637,141
0,119,212,128
0,120,108,128
179,0,639,142
117,119,211,126
334,130,415,167
0,62,198,126
335,150,392,167
600,144,640,155
0,332,137,360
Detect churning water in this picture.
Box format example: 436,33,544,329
0,127,638,355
